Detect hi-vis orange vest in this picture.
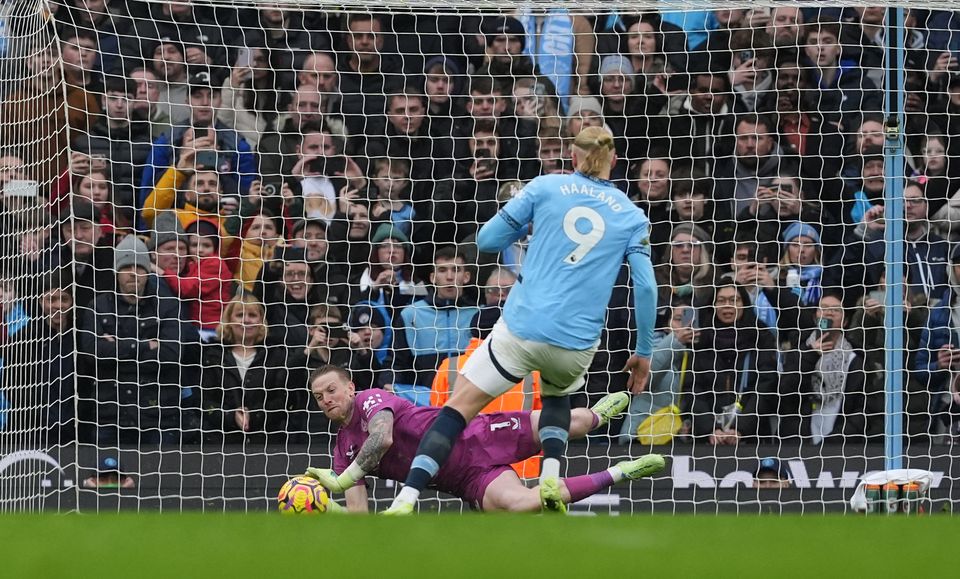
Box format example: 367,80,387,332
430,337,542,479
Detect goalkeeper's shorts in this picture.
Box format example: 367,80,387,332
461,319,598,398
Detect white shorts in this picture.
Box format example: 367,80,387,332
460,319,598,398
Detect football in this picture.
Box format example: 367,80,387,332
277,476,330,515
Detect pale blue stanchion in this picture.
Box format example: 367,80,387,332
883,7,906,472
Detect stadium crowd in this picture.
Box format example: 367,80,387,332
2,1,960,450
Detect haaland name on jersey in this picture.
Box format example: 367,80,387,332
558,181,626,212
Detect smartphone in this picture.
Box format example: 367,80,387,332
738,49,755,65
680,306,697,328
868,290,885,304
307,155,347,176
235,47,251,69
813,317,832,340
327,324,347,342
3,179,39,197
195,150,219,170
474,148,492,159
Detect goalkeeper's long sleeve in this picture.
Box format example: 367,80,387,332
628,249,657,359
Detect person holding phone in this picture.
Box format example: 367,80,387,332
344,302,395,392
689,283,779,445
778,293,881,444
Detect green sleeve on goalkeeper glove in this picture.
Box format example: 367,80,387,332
305,466,363,493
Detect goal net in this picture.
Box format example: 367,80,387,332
0,0,956,514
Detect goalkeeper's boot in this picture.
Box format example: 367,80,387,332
539,477,567,514
590,391,631,427
617,454,666,481
381,499,415,516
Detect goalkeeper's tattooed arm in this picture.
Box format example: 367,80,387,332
355,410,395,472
307,410,395,492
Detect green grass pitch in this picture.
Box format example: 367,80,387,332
0,514,952,577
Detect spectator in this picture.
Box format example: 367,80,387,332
689,282,778,445
218,47,287,148
200,292,302,443
619,301,697,444
800,19,882,130
512,76,562,134
370,157,416,237
729,238,814,348
629,157,672,246
147,35,191,128
257,84,325,187
129,66,171,139
77,235,199,444
282,218,350,307
140,71,256,198
481,267,516,308
297,52,342,117
780,292,883,443
141,147,238,254
477,16,530,90
721,28,775,114
325,195,373,285
59,26,103,95
155,215,233,341
47,200,115,311
236,211,282,291
357,223,425,316
443,119,509,244
292,303,350,372
596,55,635,141
134,0,227,77
667,176,715,242
536,127,568,175
71,76,152,198
0,48,97,186
861,181,954,395
766,5,805,48
913,135,960,236
653,224,715,328
713,113,788,243
563,95,605,139
779,222,826,309
760,54,846,207
345,302,394,391
1,270,82,445
455,75,538,181
280,120,363,226
261,247,323,348
369,87,454,202
423,56,464,139
393,246,479,400
844,145,886,228
738,173,840,260
652,67,733,167
753,458,792,489
621,14,670,96
337,13,403,140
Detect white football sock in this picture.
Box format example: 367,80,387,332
540,457,561,482
396,485,420,505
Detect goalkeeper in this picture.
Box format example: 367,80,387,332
305,366,664,513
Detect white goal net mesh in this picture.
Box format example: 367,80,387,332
0,0,957,513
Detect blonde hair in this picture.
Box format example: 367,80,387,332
217,292,268,345
571,126,616,177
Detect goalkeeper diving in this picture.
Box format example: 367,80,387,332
305,366,664,513
385,126,659,514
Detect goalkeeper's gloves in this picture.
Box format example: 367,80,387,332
305,463,365,493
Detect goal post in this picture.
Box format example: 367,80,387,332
0,0,956,513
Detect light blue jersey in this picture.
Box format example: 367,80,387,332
476,171,658,357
